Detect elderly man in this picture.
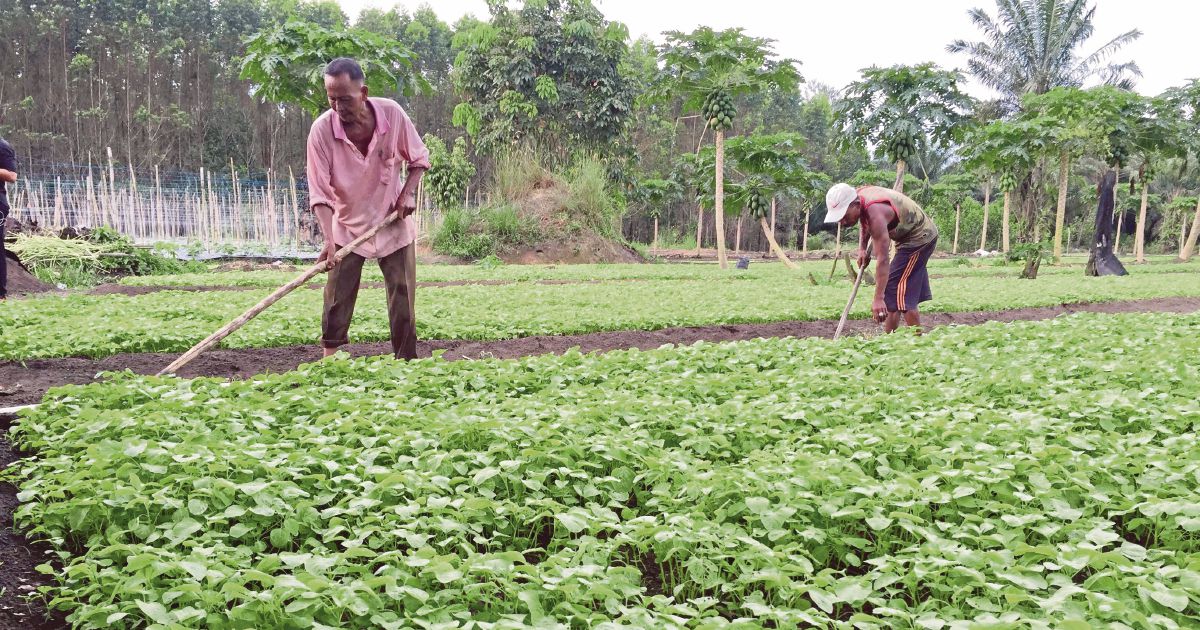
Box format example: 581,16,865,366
825,182,939,333
307,57,431,359
0,136,16,301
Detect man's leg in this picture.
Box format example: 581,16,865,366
884,311,901,333
897,239,937,334
903,308,922,333
321,248,366,357
378,242,417,360
883,244,921,334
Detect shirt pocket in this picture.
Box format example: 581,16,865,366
378,149,398,185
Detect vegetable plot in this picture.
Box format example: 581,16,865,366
4,272,1200,360
10,312,1200,628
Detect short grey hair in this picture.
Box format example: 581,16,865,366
324,58,364,82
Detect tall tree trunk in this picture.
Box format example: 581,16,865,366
1002,191,1011,252
694,205,704,255
770,197,776,237
1019,159,1046,239
652,217,659,250
714,130,728,269
980,178,991,251
759,217,796,269
1180,216,1187,257
1086,169,1127,276
734,213,743,253
802,206,810,254
1134,178,1149,263
1115,208,1124,253
1179,196,1200,262
952,203,961,254
893,159,906,193
1053,149,1068,263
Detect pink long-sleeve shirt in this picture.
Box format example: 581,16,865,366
306,97,431,259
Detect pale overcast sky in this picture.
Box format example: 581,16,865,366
333,0,1193,98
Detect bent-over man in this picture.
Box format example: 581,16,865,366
825,182,939,333
307,57,430,359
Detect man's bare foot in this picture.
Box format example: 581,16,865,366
322,347,339,359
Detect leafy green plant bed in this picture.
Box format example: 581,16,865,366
115,257,1200,288
4,272,1200,360
10,312,1200,627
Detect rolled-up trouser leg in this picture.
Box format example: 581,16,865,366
378,242,417,360
321,248,366,349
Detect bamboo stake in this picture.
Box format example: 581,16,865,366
106,147,117,231
159,213,400,376
289,167,300,248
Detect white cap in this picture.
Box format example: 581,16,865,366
824,183,857,223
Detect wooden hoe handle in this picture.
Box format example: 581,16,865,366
157,213,401,376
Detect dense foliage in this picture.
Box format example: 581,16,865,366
11,313,1200,627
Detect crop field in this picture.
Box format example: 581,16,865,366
5,265,1200,360
113,256,1200,288
8,312,1200,628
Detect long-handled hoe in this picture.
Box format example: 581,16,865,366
833,243,873,341
0,215,400,421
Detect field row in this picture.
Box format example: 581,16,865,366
11,312,1200,628
3,272,1200,360
115,257,1200,288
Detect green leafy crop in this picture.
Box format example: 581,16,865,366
10,312,1200,627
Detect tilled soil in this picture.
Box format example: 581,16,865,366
1,294,1198,628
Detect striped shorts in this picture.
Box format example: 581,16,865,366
885,237,937,312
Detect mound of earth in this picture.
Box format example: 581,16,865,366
503,232,642,264
499,182,643,264
3,251,55,296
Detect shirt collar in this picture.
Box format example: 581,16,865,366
331,98,389,141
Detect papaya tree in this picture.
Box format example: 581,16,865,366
835,63,972,193
658,27,801,269
630,177,683,248
1021,86,1136,262
1162,80,1200,262
962,118,1038,252
723,133,820,268
240,20,429,117
929,173,976,254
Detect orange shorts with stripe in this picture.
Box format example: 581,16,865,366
885,237,937,312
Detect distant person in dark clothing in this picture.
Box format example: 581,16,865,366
0,137,17,300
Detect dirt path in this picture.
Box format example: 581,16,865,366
4,296,1198,408
0,416,66,629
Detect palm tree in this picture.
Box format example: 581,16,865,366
948,0,1142,109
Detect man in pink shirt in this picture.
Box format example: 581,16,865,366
307,57,431,360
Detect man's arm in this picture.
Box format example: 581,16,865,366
394,167,426,216
0,170,16,183
390,106,430,217
863,206,893,319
